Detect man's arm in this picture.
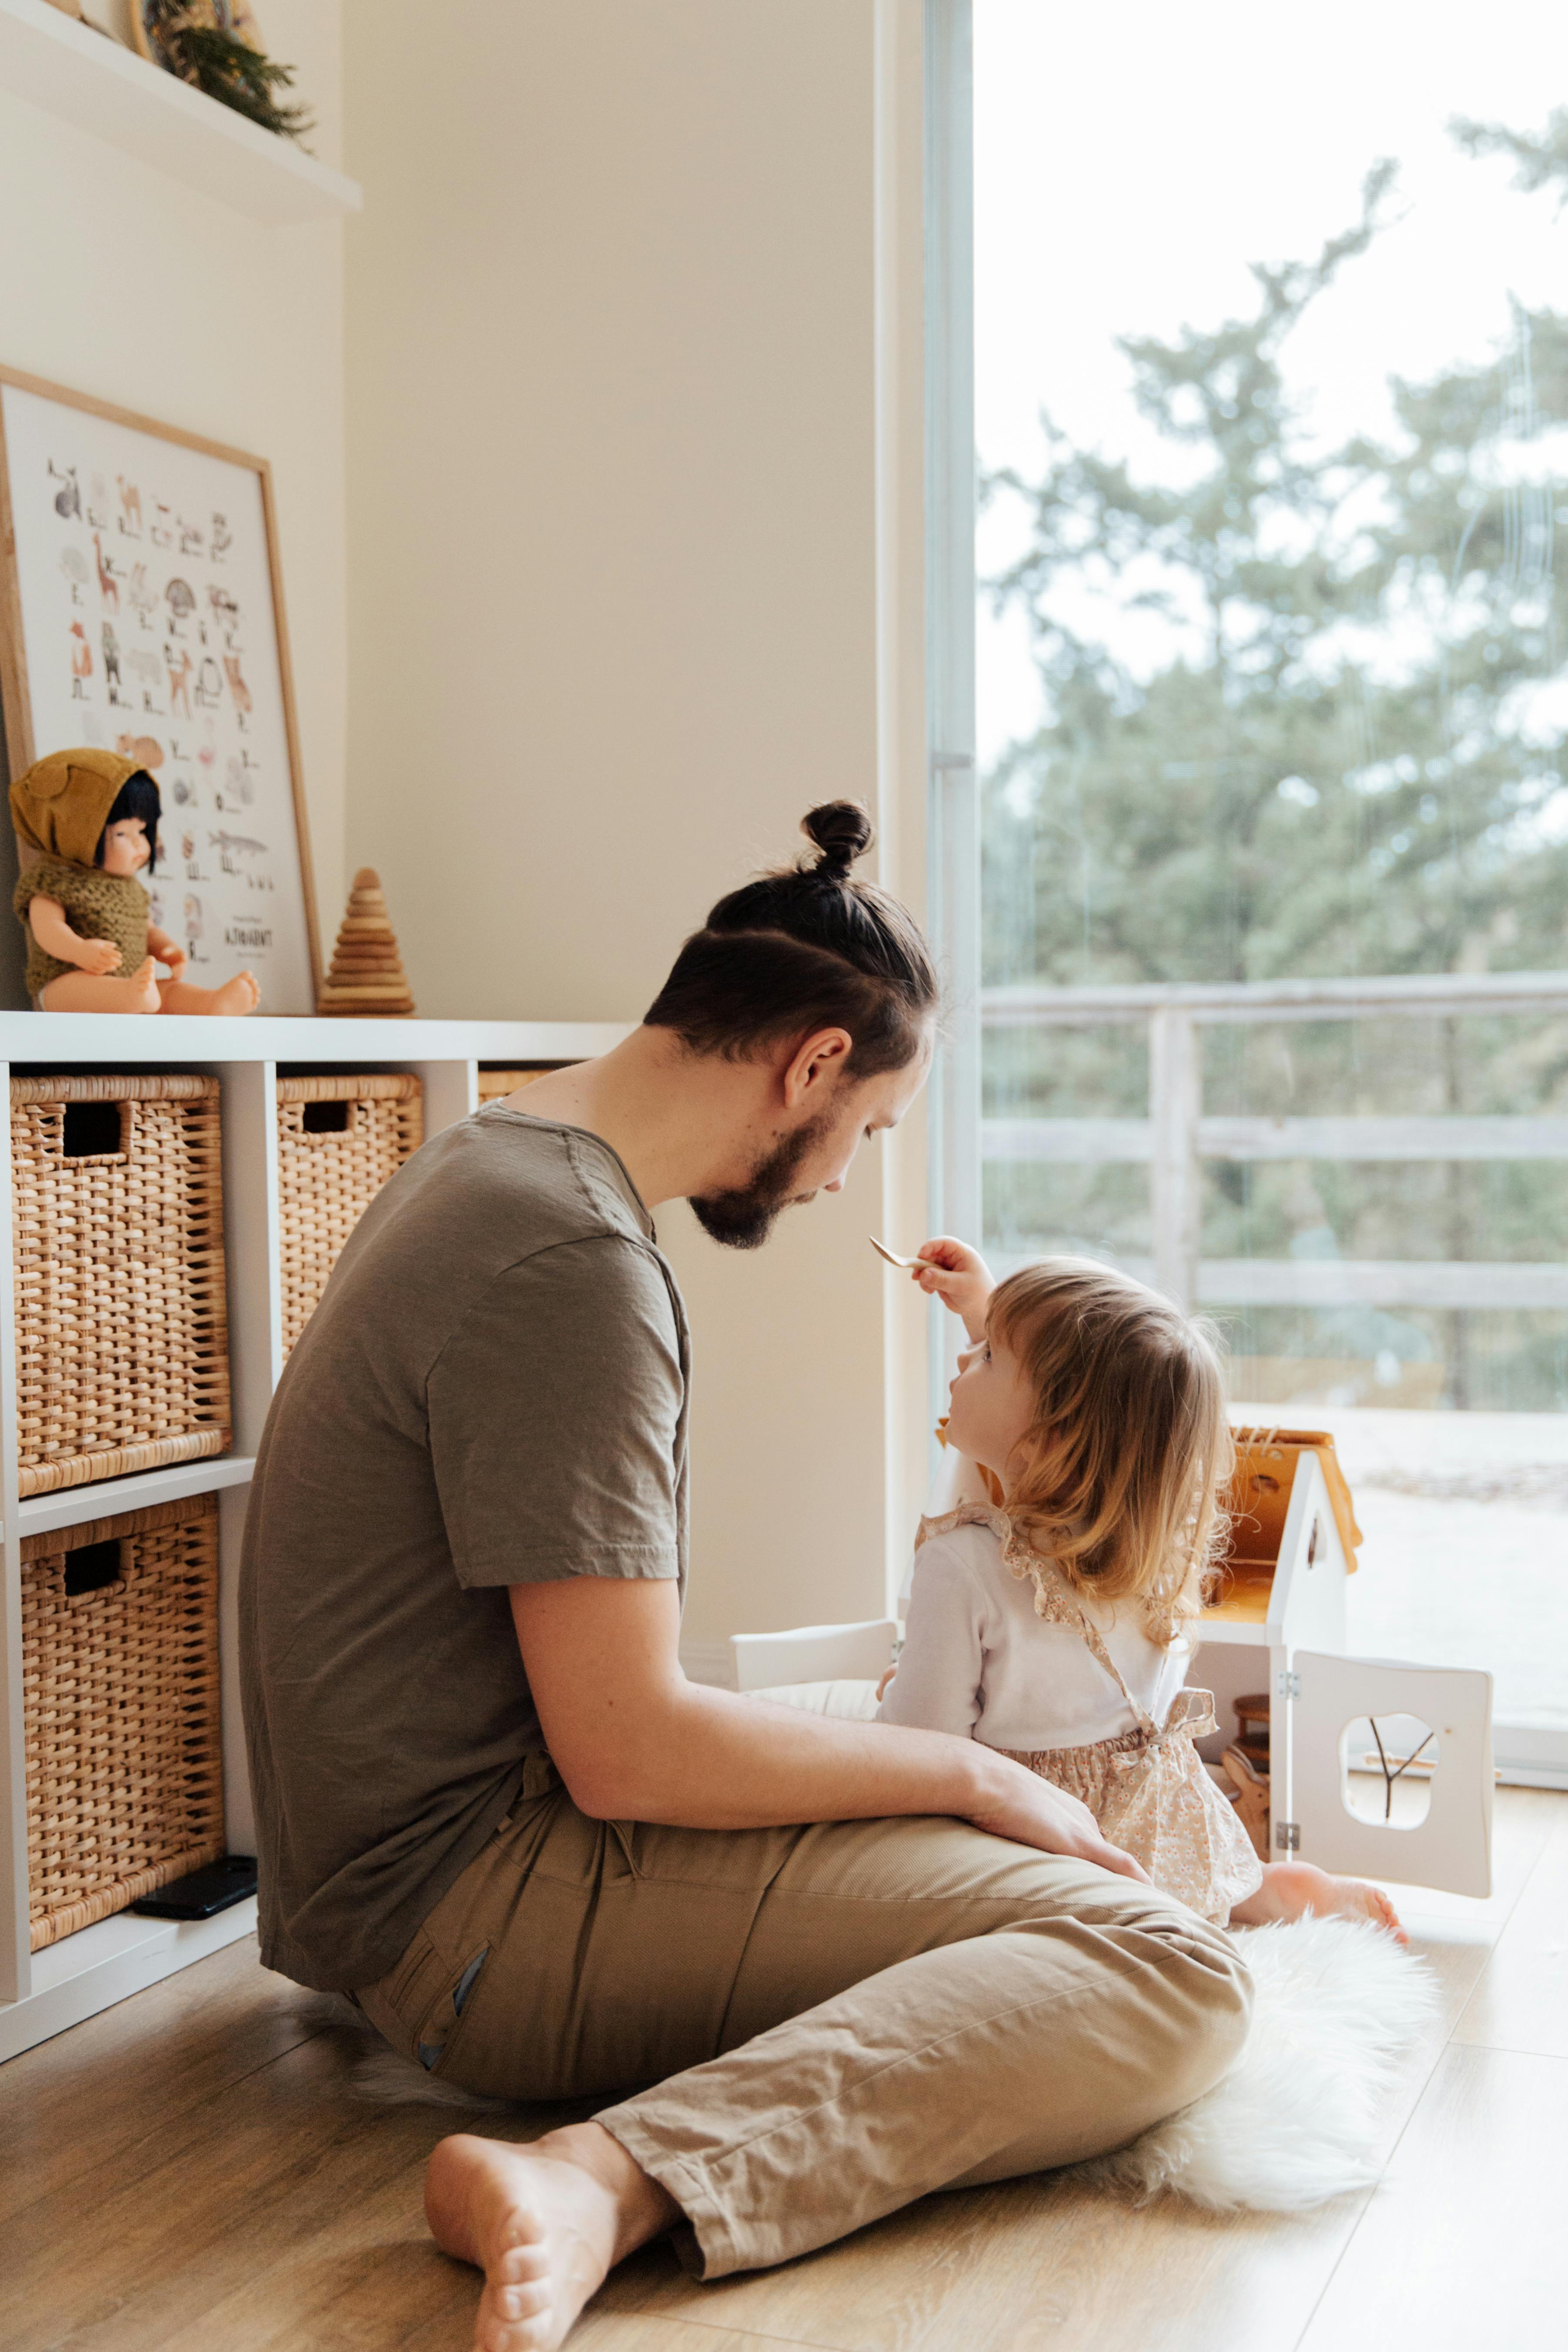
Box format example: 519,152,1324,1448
510,1577,1149,1880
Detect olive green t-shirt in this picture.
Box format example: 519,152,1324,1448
239,1106,689,1992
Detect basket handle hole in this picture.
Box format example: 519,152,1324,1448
64,1538,124,1598
301,1101,350,1134
62,1101,127,1158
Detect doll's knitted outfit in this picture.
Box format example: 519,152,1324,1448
13,858,150,998
9,746,151,999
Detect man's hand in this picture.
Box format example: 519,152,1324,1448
965,1756,1151,1883
909,1235,996,1342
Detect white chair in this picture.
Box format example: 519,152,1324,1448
727,1440,975,1698
730,1617,899,1693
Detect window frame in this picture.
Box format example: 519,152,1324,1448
923,0,980,1432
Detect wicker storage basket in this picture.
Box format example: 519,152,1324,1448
23,1493,224,1951
477,1067,558,1102
10,1075,232,1499
277,1074,423,1355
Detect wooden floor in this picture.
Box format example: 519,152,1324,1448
5,1787,1567,2352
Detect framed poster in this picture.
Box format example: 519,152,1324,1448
0,365,321,1012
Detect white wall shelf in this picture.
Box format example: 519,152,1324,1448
0,1012,624,1064
14,1454,257,1542
0,0,362,223
0,1010,622,2060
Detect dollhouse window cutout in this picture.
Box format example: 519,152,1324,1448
1340,1712,1437,1829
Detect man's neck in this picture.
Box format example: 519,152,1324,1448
506,1029,762,1208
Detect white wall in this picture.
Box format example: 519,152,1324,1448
0,0,348,1003
343,0,929,1648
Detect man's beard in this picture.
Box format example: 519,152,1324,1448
689,1111,833,1250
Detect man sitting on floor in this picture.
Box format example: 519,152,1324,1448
240,802,1251,2352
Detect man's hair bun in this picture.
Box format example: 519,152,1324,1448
801,800,873,878
643,793,936,1078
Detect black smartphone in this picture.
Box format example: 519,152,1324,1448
130,1855,258,1920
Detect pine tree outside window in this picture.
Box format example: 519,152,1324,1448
939,0,1568,1772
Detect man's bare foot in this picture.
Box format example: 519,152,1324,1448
425,2125,679,2351
1231,1859,1408,1945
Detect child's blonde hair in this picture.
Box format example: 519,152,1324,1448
987,1257,1232,1641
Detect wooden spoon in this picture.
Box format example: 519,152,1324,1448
869,1236,923,1269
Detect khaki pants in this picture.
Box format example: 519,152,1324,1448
359,1756,1251,2278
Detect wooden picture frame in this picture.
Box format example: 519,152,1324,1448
0,362,322,1011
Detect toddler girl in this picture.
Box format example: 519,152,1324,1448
879,1237,1404,1938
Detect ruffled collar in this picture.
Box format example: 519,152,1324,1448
916,1499,1079,1626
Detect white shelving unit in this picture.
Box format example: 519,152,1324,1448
0,0,362,222
0,1011,622,2061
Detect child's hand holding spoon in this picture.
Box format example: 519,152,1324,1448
870,1235,996,1341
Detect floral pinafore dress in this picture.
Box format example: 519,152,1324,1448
919,1503,1264,1926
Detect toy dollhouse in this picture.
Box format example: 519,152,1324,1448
1192,1427,1492,1897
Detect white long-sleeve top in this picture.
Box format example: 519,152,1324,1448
877,1517,1189,1752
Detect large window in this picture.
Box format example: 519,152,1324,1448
958,0,1568,1763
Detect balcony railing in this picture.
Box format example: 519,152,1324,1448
981,970,1568,1314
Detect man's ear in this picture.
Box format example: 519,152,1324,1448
779,1027,853,1108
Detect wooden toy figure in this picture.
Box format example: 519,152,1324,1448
10,747,260,1014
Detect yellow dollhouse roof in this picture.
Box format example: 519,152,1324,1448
1228,1425,1363,1573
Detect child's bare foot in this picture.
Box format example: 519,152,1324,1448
425,2125,678,2351
1231,1859,1408,1945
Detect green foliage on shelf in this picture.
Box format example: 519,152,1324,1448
142,7,313,144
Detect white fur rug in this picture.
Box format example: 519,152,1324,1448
331,1911,1434,2215
1069,1911,1437,2210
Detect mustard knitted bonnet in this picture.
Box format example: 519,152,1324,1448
10,747,144,869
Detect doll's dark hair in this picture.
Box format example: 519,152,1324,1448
95,770,161,875
643,802,938,1075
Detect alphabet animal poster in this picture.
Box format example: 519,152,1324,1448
0,367,321,1012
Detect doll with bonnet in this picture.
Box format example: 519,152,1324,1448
11,747,259,1015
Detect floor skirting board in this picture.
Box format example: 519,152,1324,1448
0,1899,258,2064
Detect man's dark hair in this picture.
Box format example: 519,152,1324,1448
644,802,939,1076
95,770,161,875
